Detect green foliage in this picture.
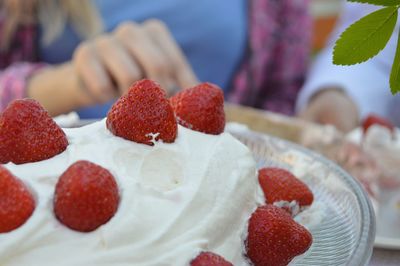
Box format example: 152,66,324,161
390,31,400,93
333,6,398,65
333,4,400,94
348,0,400,6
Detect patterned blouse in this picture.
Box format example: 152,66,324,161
0,0,310,116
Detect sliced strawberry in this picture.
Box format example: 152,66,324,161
190,251,233,266
0,99,68,164
362,114,395,134
54,160,119,232
258,167,313,211
106,79,177,146
246,205,313,266
0,166,35,233
170,82,225,135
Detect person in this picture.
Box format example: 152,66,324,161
297,1,400,132
0,0,311,119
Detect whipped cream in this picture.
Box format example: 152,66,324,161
0,120,257,266
347,125,400,150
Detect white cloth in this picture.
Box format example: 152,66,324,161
296,1,400,126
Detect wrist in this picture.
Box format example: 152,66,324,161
27,64,87,116
62,64,95,108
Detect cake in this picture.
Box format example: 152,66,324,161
347,116,400,189
0,80,314,266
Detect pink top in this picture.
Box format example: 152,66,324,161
0,0,311,115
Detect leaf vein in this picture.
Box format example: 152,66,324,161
342,9,397,58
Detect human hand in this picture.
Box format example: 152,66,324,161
73,19,198,103
28,19,198,116
299,88,359,133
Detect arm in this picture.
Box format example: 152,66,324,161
27,63,93,116
0,14,87,115
0,62,94,116
296,2,399,130
1,20,198,117
0,62,44,111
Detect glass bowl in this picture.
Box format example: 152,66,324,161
228,127,375,266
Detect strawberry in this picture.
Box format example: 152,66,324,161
0,99,68,164
170,82,225,135
54,160,119,232
362,114,395,134
246,205,313,266
258,167,313,210
190,251,233,266
106,79,177,146
0,166,35,233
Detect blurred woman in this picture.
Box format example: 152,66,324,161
297,1,400,131
0,0,311,118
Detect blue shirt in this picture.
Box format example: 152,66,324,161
39,0,247,118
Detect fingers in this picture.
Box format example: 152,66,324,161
115,20,198,94
114,21,172,91
73,42,116,103
299,89,359,133
73,19,198,106
143,20,199,89
94,35,142,94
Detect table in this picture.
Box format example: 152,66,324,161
370,248,400,265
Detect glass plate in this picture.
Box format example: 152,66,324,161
228,128,376,266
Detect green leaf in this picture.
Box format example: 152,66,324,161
333,6,398,65
348,0,400,6
390,31,400,94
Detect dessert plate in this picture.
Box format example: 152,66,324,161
228,127,376,266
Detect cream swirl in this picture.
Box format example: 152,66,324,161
0,120,257,266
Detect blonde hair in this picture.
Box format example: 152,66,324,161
1,0,103,50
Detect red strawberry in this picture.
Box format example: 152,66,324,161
246,205,313,266
362,114,395,134
170,82,225,135
54,160,119,232
0,99,68,164
258,167,313,210
0,166,35,233
190,251,233,266
107,79,177,146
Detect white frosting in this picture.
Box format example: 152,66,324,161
0,120,258,266
53,112,79,127
294,202,326,231
273,201,301,216
347,125,400,149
